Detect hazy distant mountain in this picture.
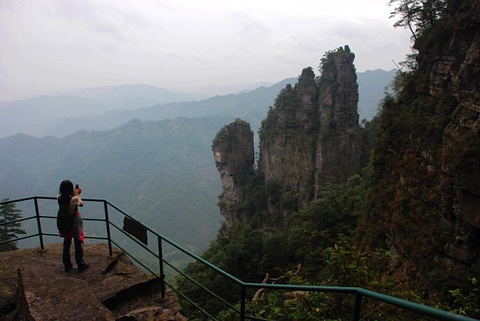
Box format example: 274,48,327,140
43,78,297,138
357,69,397,120
0,117,227,254
45,71,394,138
52,83,207,108
0,84,207,138
196,81,276,96
0,70,395,138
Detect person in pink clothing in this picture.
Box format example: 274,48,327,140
58,180,89,272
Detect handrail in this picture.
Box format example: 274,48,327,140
0,196,477,321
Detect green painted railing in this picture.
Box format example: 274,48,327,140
0,196,477,321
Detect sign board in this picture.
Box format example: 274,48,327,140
123,217,148,245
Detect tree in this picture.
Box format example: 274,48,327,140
0,199,26,251
389,0,446,40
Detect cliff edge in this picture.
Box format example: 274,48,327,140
0,243,186,321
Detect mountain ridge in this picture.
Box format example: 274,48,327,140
0,84,206,138
0,116,229,254
0,70,395,138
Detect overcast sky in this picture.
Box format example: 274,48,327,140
0,0,412,101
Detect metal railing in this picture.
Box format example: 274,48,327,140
0,196,477,321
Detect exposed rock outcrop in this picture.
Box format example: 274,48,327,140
0,243,186,321
214,46,361,224
433,0,480,269
258,67,320,214
212,119,255,227
315,46,361,195
258,47,361,215
366,0,480,290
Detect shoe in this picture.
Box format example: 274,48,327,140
65,265,73,272
78,263,90,273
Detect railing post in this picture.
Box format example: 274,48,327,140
103,201,113,256
353,292,362,321
240,285,246,321
33,197,44,250
157,235,166,298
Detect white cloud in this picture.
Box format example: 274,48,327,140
0,0,411,101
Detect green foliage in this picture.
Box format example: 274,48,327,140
0,199,26,251
359,116,380,170
448,278,480,318
248,281,330,321
318,46,352,77
216,239,425,321
259,86,302,146
233,169,269,229
286,180,363,278
177,174,373,318
317,238,425,320
212,118,249,148
388,0,446,40
217,267,340,321
176,222,265,317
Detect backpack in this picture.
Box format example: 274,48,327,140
57,197,75,233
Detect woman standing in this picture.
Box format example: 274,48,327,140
58,180,89,272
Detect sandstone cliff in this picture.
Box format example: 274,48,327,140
213,47,361,225
258,67,319,214
365,0,480,291
259,47,361,215
212,119,255,227
315,46,361,196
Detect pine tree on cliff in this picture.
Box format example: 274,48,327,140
0,199,26,251
389,0,447,40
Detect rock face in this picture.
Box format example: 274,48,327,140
212,119,254,227
0,243,186,321
258,68,320,213
214,47,361,224
315,46,361,195
433,0,480,269
259,47,361,215
368,0,480,288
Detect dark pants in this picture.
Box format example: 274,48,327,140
62,237,85,268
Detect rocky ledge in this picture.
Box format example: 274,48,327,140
0,243,187,321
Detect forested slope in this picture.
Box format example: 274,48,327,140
0,117,229,253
